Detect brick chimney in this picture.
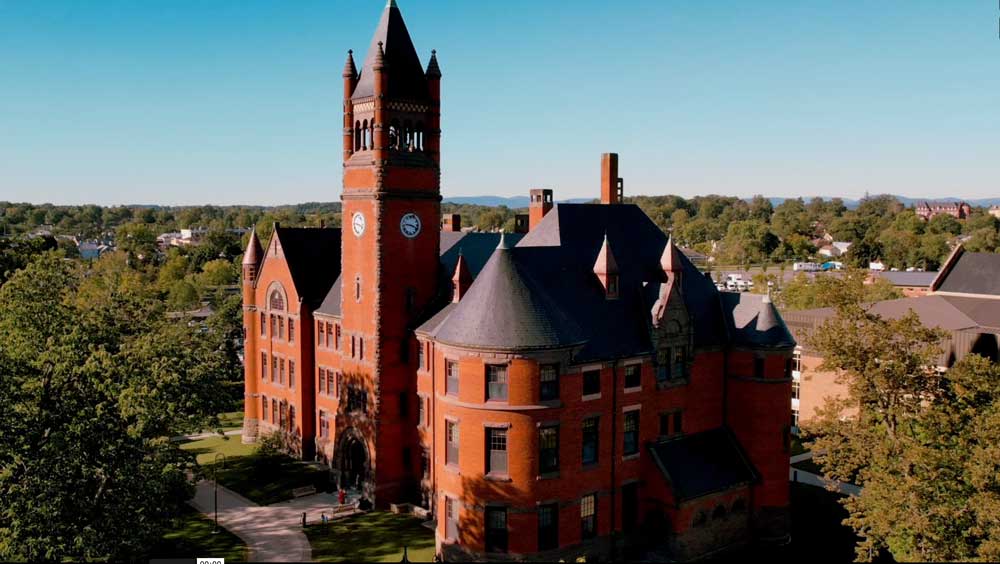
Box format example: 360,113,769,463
442,213,462,232
529,188,553,231
601,153,623,204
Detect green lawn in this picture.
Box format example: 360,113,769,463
179,434,256,465
183,410,245,434
149,504,248,562
209,454,332,506
306,511,435,562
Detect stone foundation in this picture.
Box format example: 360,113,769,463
242,417,259,444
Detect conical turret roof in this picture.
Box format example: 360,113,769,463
342,49,357,79
351,1,429,101
242,229,263,265
593,233,619,275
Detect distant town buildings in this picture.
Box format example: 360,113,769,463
157,227,250,249
914,200,971,221
784,245,1000,430
989,205,1000,220
817,241,851,258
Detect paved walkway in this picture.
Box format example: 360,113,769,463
188,480,361,562
171,429,243,442
789,451,862,496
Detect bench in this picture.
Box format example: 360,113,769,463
292,485,317,498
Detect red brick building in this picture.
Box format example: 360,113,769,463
914,200,971,220
242,2,795,560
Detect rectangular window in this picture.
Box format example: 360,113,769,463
261,396,268,421
624,364,641,389
485,507,508,554
539,363,559,401
271,400,277,423
673,347,686,380
279,402,287,429
446,420,459,466
673,411,683,435
335,324,341,350
421,448,430,479
446,360,459,396
582,369,600,397
289,318,295,343
487,428,508,475
271,356,277,383
580,494,597,540
792,408,800,428
537,503,558,552
623,411,639,456
260,312,266,337
582,417,599,465
445,497,459,540
417,342,425,370
792,380,800,400
793,350,802,372
657,347,671,383
486,364,508,401
319,410,329,438
418,396,426,427
335,372,341,397
351,336,356,358
261,352,267,380
289,359,295,389
279,358,285,385
754,357,765,379
316,320,322,345
270,315,276,338
359,338,364,360
539,426,559,474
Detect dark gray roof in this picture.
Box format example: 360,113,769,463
720,292,796,349
351,2,430,102
315,231,523,317
429,242,588,350
648,428,758,502
420,203,785,359
271,227,341,309
877,271,938,288
934,250,1000,296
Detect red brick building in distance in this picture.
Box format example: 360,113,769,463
241,1,796,560
914,200,972,220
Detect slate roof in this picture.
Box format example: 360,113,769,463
933,248,1000,296
351,1,430,102
648,428,758,502
876,271,938,288
315,231,523,317
419,203,794,359
270,227,342,310
720,292,797,349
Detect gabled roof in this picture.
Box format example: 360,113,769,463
931,245,1000,297
351,1,430,102
269,226,342,310
648,428,758,502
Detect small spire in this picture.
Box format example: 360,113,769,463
426,49,441,79
342,49,357,79
496,231,509,250
242,228,263,266
660,236,682,273
373,41,386,71
387,0,398,8
593,232,619,275
452,254,472,303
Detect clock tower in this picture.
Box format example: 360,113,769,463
340,0,441,504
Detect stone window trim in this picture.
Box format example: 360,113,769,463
582,392,602,402
622,359,643,393
622,404,641,413
483,421,512,429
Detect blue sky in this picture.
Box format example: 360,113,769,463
0,0,997,206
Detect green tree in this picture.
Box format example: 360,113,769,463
718,220,779,265
167,279,200,311
0,253,232,561
927,213,962,236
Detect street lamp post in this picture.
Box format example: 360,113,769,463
212,452,226,534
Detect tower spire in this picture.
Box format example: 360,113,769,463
343,49,357,79
426,49,441,79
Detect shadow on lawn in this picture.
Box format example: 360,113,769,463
306,512,435,563
207,454,332,506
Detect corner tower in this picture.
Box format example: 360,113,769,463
340,0,441,505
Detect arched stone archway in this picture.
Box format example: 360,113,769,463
334,428,371,497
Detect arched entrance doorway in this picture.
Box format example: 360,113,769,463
335,429,370,495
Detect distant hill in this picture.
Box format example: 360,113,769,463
443,196,593,208
757,195,1000,210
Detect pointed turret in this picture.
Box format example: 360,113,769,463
351,0,429,102
425,49,441,79
451,252,472,303
661,236,683,274
593,233,620,299
242,228,263,308
242,228,263,267
343,49,358,80
343,49,359,159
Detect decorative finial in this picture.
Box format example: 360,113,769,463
426,49,441,78
387,0,397,8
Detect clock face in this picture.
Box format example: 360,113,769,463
400,213,421,239
352,212,366,237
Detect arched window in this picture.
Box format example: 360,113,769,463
389,119,401,150
403,120,412,150
362,120,369,150
269,289,285,311
369,121,374,149
355,121,362,151
712,505,727,520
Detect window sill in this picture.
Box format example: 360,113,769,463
581,462,600,472
582,393,602,402
484,472,512,482
623,386,641,394
444,463,460,475
537,471,560,480
539,399,562,408
656,379,689,391
622,453,640,462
